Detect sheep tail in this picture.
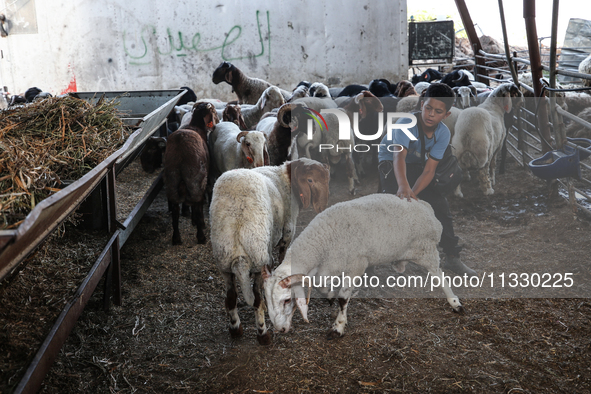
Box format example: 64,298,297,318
231,256,255,306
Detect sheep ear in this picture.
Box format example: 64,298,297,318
225,70,233,84
292,161,311,209
236,131,249,142
239,115,248,131
279,274,304,289
295,297,309,323
264,145,270,166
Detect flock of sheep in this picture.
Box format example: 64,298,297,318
142,59,589,343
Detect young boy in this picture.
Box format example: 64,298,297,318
377,83,476,277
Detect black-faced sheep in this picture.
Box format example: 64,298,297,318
163,102,219,245
212,62,291,104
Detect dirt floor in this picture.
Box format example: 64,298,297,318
2,155,591,393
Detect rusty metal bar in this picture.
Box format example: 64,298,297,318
524,0,553,153
498,0,519,83
454,0,488,84
14,231,118,394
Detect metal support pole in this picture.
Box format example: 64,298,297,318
498,0,519,84
454,0,488,84
523,0,553,153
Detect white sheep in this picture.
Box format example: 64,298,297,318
414,81,431,96
453,85,477,109
262,193,464,339
396,96,420,113
210,158,330,344
212,62,291,104
239,86,286,130
441,106,462,140
451,83,523,197
209,122,269,180
578,53,591,87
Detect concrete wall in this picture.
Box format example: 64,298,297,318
0,0,407,101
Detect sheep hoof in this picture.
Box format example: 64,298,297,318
485,188,494,196
349,188,356,196
257,331,273,345
172,235,182,245
197,235,207,244
327,329,344,340
453,305,466,315
229,323,243,338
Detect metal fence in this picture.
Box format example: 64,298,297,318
468,48,591,217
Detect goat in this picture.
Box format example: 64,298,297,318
163,102,218,245
210,158,329,344
263,193,463,339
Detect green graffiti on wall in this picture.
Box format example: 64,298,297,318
123,10,271,65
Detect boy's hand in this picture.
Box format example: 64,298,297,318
396,186,418,201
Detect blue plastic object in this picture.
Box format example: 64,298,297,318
566,137,591,160
528,146,581,180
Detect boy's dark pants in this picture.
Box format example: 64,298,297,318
378,161,461,256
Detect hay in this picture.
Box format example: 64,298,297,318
0,96,134,229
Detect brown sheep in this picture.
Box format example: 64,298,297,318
163,102,219,245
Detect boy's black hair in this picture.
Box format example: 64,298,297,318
423,82,455,111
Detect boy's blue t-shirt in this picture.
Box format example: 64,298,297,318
377,116,451,164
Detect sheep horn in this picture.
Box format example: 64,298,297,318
277,103,297,128
236,131,249,142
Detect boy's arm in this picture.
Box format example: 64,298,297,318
393,148,416,201
411,157,439,196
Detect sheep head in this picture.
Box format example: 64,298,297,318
236,131,269,167
289,158,330,213
190,102,219,132
490,83,521,113
394,80,418,97
260,86,286,113
222,104,247,130
262,263,310,333
212,61,234,85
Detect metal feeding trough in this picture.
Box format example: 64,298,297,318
528,145,581,180
566,137,591,160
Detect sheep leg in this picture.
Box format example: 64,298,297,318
253,273,272,345
477,166,494,195
223,272,243,337
191,202,207,244
345,153,357,195
429,267,464,314
181,203,191,217
170,202,182,245
489,154,497,186
327,287,352,339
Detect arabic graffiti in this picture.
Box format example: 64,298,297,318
123,10,271,66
